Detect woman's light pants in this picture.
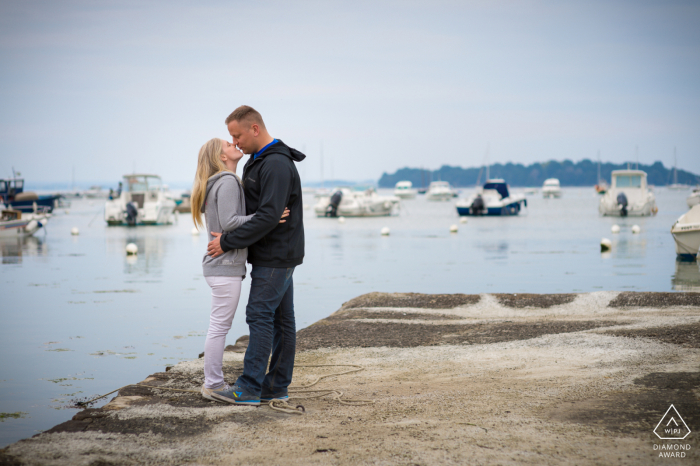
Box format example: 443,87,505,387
204,276,242,389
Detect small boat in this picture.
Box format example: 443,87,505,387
598,170,657,217
595,155,608,194
0,176,61,213
174,191,192,213
0,207,51,238
686,188,700,209
456,179,527,216
393,181,417,199
542,178,562,198
104,174,176,226
671,205,700,260
84,185,109,199
314,186,399,217
668,149,689,190
425,181,456,201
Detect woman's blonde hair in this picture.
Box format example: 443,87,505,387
191,138,227,229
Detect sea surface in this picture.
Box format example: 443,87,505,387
1,187,697,446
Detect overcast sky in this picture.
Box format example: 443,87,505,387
1,0,699,187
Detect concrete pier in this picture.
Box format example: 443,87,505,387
1,291,699,465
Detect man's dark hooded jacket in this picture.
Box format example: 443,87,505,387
219,140,305,268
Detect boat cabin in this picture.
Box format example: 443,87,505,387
121,174,164,208
483,179,510,200
611,170,648,190
0,178,25,204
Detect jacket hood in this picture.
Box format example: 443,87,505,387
255,139,306,163
201,171,240,213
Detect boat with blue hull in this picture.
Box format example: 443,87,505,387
456,179,527,216
0,177,61,213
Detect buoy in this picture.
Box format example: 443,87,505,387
611,224,620,234
191,227,200,236
125,243,138,255
70,227,79,236
449,224,458,233
64,210,70,214
338,216,346,223
631,225,641,234
380,227,390,236
459,217,467,224
600,238,612,252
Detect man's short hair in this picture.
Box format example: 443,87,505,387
225,105,265,128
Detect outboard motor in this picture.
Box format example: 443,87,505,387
616,192,628,217
125,202,139,226
325,190,343,217
470,194,485,215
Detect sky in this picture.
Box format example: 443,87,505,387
1,0,699,188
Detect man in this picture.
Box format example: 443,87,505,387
206,105,305,405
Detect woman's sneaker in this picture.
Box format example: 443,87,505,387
211,383,260,406
201,383,229,402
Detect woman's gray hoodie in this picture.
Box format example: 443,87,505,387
201,172,253,277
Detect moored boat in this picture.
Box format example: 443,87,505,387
671,205,700,260
456,179,527,216
174,191,192,213
542,178,561,198
314,186,399,217
0,177,61,213
0,207,51,238
425,181,456,201
598,170,657,217
104,174,176,226
393,181,417,199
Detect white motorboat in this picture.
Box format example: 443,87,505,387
456,179,527,216
671,205,700,260
598,170,657,217
425,181,456,201
0,207,50,238
105,174,176,226
542,178,562,198
84,185,108,199
687,188,700,208
314,186,399,217
393,181,417,199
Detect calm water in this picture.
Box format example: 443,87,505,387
1,187,697,446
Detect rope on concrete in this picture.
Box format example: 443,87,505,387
268,364,375,414
77,364,374,414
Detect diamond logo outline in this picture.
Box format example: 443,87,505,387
654,404,691,440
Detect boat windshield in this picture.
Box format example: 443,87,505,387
615,175,642,188
483,182,509,200
125,176,161,192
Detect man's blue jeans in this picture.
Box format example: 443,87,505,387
236,265,296,396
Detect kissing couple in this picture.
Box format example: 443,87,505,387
191,105,305,405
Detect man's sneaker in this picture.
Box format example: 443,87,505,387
260,392,289,402
211,383,260,406
201,383,229,402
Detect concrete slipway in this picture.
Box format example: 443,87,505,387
1,291,699,465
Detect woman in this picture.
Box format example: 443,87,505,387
191,138,288,402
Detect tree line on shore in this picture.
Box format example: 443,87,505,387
378,160,699,188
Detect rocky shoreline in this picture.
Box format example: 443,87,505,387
1,291,699,465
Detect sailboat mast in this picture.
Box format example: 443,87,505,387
485,143,490,181
674,147,678,185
